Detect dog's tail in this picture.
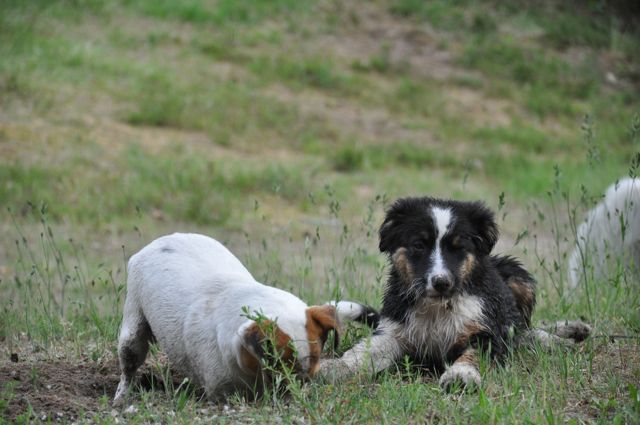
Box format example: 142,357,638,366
326,300,380,329
491,255,537,328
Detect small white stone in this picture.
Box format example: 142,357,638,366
124,405,138,415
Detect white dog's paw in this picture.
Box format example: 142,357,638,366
439,363,481,392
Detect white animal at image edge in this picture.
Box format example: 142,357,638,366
568,177,640,288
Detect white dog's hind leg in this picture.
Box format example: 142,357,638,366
114,300,154,404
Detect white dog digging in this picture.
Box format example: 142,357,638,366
113,233,374,403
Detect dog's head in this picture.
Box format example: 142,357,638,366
379,197,498,300
237,305,339,379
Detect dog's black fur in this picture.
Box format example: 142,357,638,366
378,197,536,371
318,196,589,389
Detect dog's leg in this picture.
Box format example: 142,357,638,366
318,318,404,381
114,300,154,405
439,347,481,391
517,320,591,349
539,320,591,342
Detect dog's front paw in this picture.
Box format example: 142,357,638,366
551,320,591,342
439,363,481,392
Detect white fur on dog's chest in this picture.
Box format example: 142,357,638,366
401,295,485,361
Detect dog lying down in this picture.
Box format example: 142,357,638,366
318,197,591,390
113,233,378,404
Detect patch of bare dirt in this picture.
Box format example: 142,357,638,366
445,86,517,127
565,340,640,422
0,352,192,422
316,1,474,82
0,358,120,421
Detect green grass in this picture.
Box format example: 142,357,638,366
126,0,313,26
0,0,639,423
249,55,364,95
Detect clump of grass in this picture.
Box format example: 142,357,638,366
351,45,408,75
458,36,600,117
471,122,569,154
127,0,313,26
126,73,186,128
389,0,467,31
2,206,125,353
0,142,312,226
332,143,365,172
470,11,498,36
249,55,362,95
387,78,444,117
329,141,463,174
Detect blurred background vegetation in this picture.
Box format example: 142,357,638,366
0,0,639,422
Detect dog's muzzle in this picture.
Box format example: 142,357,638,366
426,273,454,297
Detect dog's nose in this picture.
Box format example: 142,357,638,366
431,275,452,293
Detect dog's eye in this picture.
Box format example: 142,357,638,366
450,237,467,249
412,241,426,251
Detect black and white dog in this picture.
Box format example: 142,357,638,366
319,197,590,389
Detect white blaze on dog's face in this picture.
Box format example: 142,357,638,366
237,305,338,378
426,207,454,297
379,197,498,300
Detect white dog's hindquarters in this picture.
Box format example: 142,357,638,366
568,177,640,288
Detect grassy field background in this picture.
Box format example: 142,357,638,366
1,0,639,423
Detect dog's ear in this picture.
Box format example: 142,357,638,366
237,320,292,373
238,321,266,373
467,202,498,256
379,197,425,253
306,305,339,350
379,216,397,253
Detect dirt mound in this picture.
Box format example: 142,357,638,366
0,358,120,422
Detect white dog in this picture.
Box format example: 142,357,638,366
113,233,376,403
568,177,640,288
